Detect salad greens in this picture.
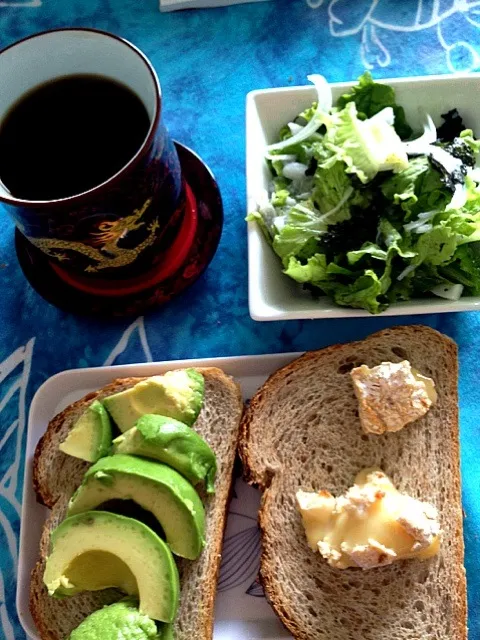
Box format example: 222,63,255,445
248,72,480,313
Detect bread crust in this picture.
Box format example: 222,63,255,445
240,326,467,640
33,378,144,508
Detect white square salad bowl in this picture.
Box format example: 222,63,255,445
246,73,480,321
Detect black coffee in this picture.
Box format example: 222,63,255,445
0,74,150,201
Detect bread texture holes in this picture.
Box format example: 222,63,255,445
392,346,408,359
345,355,359,363
338,362,355,374
263,466,276,488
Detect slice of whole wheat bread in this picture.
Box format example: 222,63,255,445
30,367,244,640
239,326,466,640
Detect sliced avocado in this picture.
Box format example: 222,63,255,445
44,511,179,623
59,400,112,463
69,597,161,639
103,369,204,433
112,415,217,494
67,454,205,559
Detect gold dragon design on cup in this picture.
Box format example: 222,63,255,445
26,198,160,272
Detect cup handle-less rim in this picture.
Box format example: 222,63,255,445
0,27,161,209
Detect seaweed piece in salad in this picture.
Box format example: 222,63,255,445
247,72,480,313
437,108,466,142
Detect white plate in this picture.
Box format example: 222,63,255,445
16,353,302,640
246,73,480,320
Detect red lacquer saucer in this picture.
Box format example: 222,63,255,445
15,142,223,317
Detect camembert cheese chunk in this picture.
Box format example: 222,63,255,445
350,360,437,434
296,468,441,570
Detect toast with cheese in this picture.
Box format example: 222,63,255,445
240,326,466,640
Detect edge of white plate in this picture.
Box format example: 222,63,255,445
16,353,302,640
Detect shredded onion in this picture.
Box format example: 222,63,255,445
288,122,304,135
423,112,437,142
258,202,276,219
287,186,353,230
429,145,464,175
283,162,309,181
319,186,354,221
404,211,438,232
309,73,333,113
265,153,297,162
446,183,468,211
267,75,331,152
404,113,437,154
397,264,417,281
405,113,468,213
290,176,314,196
294,203,316,215
431,283,464,301
404,219,426,232
418,210,440,220
414,223,433,234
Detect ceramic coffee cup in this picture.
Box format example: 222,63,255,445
0,28,189,289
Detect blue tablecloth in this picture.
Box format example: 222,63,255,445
1,0,480,637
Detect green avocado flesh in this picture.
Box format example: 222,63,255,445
44,511,180,623
67,454,205,559
68,598,163,640
59,400,112,463
112,415,217,493
103,369,204,433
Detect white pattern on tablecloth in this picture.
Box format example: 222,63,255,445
307,0,480,72
103,316,152,366
0,339,35,640
0,0,40,5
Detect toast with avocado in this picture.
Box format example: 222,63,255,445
30,367,243,640
240,326,467,640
